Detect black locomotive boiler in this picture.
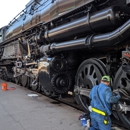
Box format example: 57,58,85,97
1,0,130,128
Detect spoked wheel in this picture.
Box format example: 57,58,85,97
114,67,130,129
74,59,106,112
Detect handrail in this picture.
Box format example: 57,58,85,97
8,0,35,26
8,0,49,27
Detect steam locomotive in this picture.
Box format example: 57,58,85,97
0,0,130,128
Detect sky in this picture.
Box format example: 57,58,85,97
0,0,29,28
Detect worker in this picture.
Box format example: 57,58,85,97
88,75,121,130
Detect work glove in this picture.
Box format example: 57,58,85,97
113,90,121,98
113,91,119,95
113,89,119,95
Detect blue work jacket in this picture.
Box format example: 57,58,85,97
89,83,120,115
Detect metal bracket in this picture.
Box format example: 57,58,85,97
112,102,130,114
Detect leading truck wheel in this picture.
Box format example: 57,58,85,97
74,59,106,112
114,67,130,129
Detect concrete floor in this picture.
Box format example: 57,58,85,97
0,79,127,130
0,79,84,130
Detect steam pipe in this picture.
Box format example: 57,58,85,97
89,19,130,48
50,38,86,52
40,19,130,54
45,6,123,43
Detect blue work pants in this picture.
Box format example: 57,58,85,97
89,112,111,130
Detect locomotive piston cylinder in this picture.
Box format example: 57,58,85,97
45,6,124,43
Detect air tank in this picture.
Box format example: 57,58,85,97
45,6,124,43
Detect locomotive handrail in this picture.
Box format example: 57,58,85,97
8,9,26,25
8,8,29,26
8,0,37,26
8,0,50,26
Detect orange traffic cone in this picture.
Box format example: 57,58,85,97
1,83,8,91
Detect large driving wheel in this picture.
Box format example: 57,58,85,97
114,67,130,129
74,59,106,112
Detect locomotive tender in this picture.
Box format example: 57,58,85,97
1,0,130,128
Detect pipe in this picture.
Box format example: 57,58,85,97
45,6,123,43
45,19,130,53
40,18,130,54
50,38,86,52
89,19,130,48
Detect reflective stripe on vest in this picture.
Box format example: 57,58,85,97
104,120,108,124
92,107,106,116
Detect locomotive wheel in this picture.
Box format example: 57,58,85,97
41,86,53,97
36,82,41,93
2,70,8,81
43,89,52,96
114,67,130,128
21,75,28,87
18,75,22,86
50,56,65,72
51,72,73,94
14,76,20,84
74,59,106,112
29,77,39,91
